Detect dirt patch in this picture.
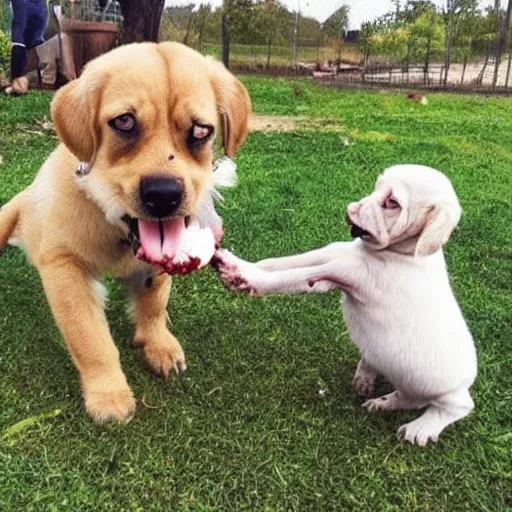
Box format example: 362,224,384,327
249,115,298,132
249,114,345,133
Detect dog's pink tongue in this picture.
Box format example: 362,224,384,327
138,218,185,261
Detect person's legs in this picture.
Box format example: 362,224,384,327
24,0,48,48
6,0,48,95
9,0,28,82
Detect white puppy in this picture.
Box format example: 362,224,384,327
214,165,477,446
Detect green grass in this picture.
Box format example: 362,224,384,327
0,78,511,511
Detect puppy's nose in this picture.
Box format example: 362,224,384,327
140,176,183,218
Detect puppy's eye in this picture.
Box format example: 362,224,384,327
109,113,137,135
384,197,400,209
188,122,213,147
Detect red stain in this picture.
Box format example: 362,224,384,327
136,249,203,276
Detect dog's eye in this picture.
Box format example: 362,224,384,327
188,122,213,146
109,113,137,135
384,197,400,209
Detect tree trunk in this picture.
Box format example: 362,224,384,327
291,9,299,70
183,14,194,46
198,12,207,53
505,47,512,88
266,37,272,69
477,51,490,85
461,56,467,84
221,9,230,68
443,0,453,86
424,38,432,84
337,40,342,73
406,41,411,84
493,0,512,87
362,47,370,83
118,0,165,44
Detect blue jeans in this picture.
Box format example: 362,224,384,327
11,0,48,48
10,0,48,80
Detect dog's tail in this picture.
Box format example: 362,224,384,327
0,192,25,251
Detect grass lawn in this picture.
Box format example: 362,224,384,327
0,77,511,510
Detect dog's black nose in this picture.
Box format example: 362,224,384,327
140,176,183,218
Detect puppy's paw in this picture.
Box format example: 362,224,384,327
134,329,186,377
362,396,392,412
84,377,136,423
212,249,261,295
397,419,440,447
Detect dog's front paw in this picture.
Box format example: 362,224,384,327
133,328,186,377
84,375,136,423
212,249,260,294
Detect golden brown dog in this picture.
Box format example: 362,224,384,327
0,42,251,422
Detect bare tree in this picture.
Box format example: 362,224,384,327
321,4,350,72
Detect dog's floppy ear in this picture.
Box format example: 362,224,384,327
415,201,461,257
51,78,98,162
208,60,252,158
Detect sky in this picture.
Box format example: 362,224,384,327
165,0,495,30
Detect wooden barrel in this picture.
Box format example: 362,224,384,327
60,19,119,76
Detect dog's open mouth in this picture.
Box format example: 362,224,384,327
123,215,216,275
346,215,372,240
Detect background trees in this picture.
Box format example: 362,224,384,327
119,0,512,87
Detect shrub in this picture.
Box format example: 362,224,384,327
0,29,11,79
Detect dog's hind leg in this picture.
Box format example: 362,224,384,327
397,389,474,446
0,192,26,250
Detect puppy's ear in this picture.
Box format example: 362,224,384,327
208,60,252,158
415,202,461,257
51,78,98,162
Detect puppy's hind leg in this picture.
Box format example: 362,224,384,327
398,389,474,447
0,191,26,250
126,271,186,377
